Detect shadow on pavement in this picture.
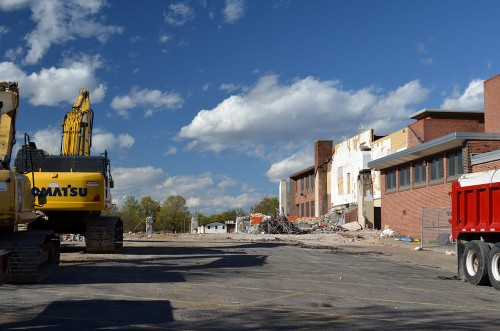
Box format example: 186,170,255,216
1,299,173,330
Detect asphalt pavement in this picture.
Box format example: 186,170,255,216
0,235,498,330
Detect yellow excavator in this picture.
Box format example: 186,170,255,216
14,88,123,253
0,81,59,284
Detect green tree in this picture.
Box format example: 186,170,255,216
118,195,142,232
251,196,279,215
157,195,191,233
140,196,160,219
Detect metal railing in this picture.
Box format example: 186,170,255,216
420,207,455,251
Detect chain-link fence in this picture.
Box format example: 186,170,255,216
420,207,455,251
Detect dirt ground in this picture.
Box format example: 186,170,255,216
124,229,458,274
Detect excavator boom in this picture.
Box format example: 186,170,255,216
0,82,19,169
61,88,93,156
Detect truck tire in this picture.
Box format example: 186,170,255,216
463,240,490,285
487,243,500,290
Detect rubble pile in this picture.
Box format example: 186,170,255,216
257,215,308,234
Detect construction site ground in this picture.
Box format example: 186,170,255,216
2,231,500,330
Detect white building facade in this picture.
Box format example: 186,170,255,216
198,222,227,234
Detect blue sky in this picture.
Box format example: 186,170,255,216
0,0,495,215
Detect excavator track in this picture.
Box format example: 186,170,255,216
0,249,9,284
85,217,123,253
0,230,60,284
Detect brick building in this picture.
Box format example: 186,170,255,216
367,74,500,237
289,140,332,217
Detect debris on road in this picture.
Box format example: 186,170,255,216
256,215,307,234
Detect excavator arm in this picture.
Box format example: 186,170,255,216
0,82,19,170
61,88,93,156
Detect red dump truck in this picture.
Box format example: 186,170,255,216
451,169,500,289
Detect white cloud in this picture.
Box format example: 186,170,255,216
0,0,32,11
19,126,134,156
111,168,258,214
266,147,313,183
158,33,173,43
219,82,243,93
0,59,106,106
112,166,167,204
130,36,142,43
164,146,178,156
223,0,246,24
0,25,8,35
163,2,195,27
0,0,123,65
92,129,135,154
179,75,429,156
110,87,184,118
441,79,484,110
30,126,61,155
421,57,433,66
4,47,23,61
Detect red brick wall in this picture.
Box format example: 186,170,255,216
468,140,500,154
473,160,500,172
381,140,500,236
381,180,452,238
485,74,500,133
408,121,425,147
290,169,315,217
408,119,483,148
380,151,457,237
424,119,483,140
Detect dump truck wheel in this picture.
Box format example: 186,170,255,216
463,240,490,286
487,243,500,290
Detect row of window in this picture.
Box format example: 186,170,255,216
386,151,463,192
296,173,315,194
206,225,225,230
299,201,315,217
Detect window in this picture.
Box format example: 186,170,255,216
311,174,315,191
311,202,315,217
215,226,218,229
301,203,304,217
306,202,309,217
300,177,304,194
399,165,410,188
430,156,444,181
448,151,463,178
413,161,426,186
208,226,211,229
305,175,310,193
386,169,396,191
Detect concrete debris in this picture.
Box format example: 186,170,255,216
257,215,308,235
340,222,363,231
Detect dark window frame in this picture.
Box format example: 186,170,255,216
413,161,427,186
399,165,411,189
448,150,463,179
430,155,444,182
386,168,397,192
